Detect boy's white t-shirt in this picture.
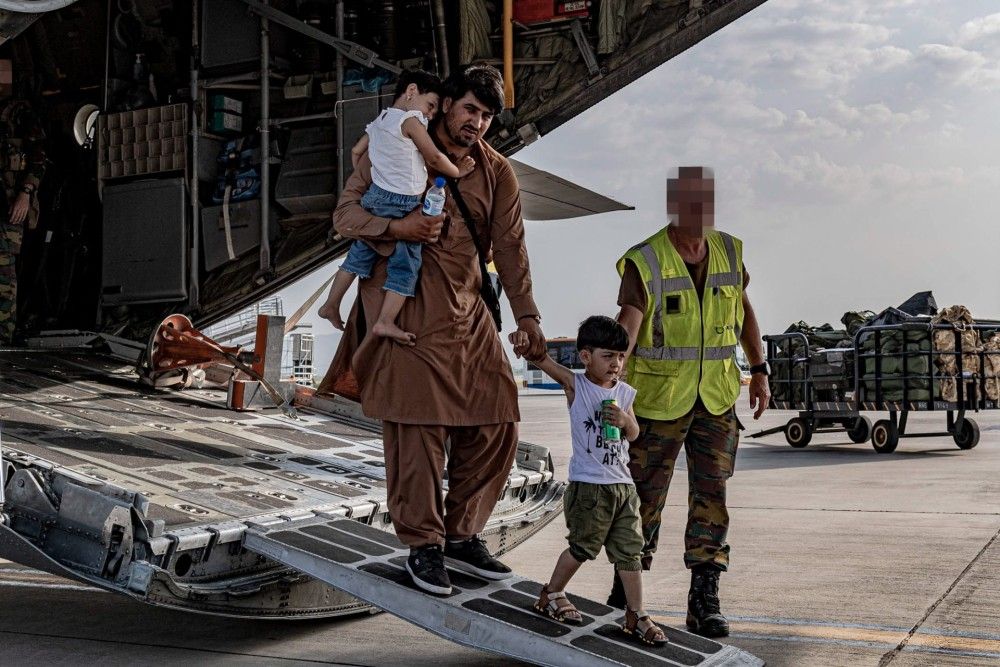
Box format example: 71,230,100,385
568,373,637,485
366,107,428,196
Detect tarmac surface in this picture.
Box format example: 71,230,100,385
2,387,999,666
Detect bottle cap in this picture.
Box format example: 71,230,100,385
434,176,447,187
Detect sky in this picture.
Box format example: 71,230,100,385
280,0,1000,376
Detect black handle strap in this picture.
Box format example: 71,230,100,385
445,178,502,331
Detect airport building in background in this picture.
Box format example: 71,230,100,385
204,296,314,387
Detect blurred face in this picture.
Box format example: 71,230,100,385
667,172,715,238
581,347,626,385
441,92,495,147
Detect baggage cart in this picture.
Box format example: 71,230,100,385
750,322,1000,453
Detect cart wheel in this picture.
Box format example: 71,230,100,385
848,416,872,444
785,418,812,448
871,420,899,453
954,418,980,450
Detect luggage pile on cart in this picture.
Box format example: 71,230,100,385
755,292,1000,453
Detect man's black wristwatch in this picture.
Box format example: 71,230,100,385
749,362,770,377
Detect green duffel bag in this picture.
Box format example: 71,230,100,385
861,382,932,402
863,356,930,377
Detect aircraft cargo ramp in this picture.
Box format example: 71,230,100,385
244,516,765,667
0,344,560,619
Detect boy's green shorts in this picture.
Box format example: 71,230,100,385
563,481,643,571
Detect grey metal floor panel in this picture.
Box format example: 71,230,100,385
0,352,409,525
243,517,765,667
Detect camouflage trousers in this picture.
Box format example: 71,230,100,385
0,216,20,345
627,403,740,571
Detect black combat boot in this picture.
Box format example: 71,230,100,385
686,565,729,638
607,570,626,609
607,555,652,609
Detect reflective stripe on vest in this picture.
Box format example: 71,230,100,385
639,244,666,348
634,346,700,361
635,344,736,361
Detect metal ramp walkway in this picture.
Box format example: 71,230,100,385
243,518,764,667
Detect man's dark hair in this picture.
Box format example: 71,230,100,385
577,316,629,353
393,68,441,101
442,64,504,115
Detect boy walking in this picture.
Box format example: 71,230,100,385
512,316,667,646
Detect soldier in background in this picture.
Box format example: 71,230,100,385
0,58,46,345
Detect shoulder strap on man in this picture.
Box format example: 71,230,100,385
446,178,502,331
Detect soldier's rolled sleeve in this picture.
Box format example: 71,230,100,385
489,160,539,320
617,259,648,312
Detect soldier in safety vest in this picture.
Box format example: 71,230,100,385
0,59,46,345
607,167,769,638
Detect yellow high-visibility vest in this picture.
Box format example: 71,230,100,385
617,229,745,420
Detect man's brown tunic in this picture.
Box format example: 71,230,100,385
322,137,539,546
331,139,538,424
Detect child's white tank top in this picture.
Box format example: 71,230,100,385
366,107,428,196
568,374,637,485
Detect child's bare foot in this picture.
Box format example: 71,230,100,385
318,303,345,330
373,321,416,345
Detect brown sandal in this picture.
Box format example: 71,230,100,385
534,585,583,625
622,607,668,646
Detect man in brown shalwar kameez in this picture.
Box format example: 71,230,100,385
319,65,546,595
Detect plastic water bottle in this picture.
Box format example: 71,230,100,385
422,176,447,216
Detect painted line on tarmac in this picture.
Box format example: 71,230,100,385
917,626,1000,642
660,502,1000,516
0,566,104,592
729,631,1000,660
649,612,1000,660
0,580,105,593
0,629,372,666
727,622,1000,658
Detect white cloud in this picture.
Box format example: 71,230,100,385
956,12,1000,45
753,150,966,205
788,109,853,140
871,45,914,70
829,100,929,132
701,15,909,92
916,43,1000,90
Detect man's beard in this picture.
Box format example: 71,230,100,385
447,117,480,147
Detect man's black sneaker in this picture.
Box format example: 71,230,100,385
406,545,452,595
444,536,513,580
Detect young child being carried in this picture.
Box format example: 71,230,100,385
318,69,474,345
510,316,668,647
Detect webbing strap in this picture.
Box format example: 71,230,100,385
222,185,237,261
